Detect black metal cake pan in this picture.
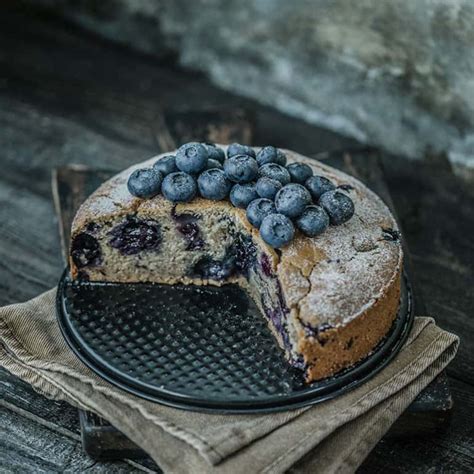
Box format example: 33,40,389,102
56,269,413,414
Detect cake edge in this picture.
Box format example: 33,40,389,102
296,268,401,381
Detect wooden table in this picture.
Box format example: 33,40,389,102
0,4,473,472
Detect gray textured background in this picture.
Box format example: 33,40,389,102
27,0,474,178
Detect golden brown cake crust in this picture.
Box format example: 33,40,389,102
70,146,403,381
299,271,401,380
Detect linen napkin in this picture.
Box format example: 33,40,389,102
0,289,458,473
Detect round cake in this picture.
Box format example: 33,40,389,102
69,146,403,382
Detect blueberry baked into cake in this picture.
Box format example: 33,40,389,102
70,143,402,382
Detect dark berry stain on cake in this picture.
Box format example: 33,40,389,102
382,227,401,242
180,221,204,250
192,233,257,281
264,305,282,332
192,256,236,280
260,253,273,278
71,232,102,268
300,320,333,346
260,281,292,353
108,216,162,255
263,304,288,344
234,234,257,276
291,355,306,371
261,297,305,372
171,210,205,251
275,280,288,314
85,221,101,234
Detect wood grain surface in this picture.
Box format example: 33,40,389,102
0,3,472,472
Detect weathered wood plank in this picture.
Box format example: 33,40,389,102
0,4,357,158
381,156,474,386
359,377,474,472
0,368,80,437
157,107,254,150
0,368,159,472
0,407,148,473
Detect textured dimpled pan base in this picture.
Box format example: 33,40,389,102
57,269,413,413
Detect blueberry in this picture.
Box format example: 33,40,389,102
206,158,223,170
319,190,355,225
127,168,163,198
175,142,209,174
108,216,162,255
260,214,295,248
193,255,235,280
233,233,258,275
256,177,282,199
227,143,256,158
259,163,291,185
85,222,101,234
287,162,313,184
224,154,259,183
256,146,287,166
192,234,256,280
172,213,204,250
204,143,226,164
230,183,258,208
246,198,276,228
295,205,330,237
305,175,336,201
153,155,178,176
71,233,102,268
274,183,312,218
162,172,197,202
197,168,232,200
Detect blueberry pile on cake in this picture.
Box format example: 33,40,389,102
70,143,402,382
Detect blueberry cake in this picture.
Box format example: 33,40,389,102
69,144,402,382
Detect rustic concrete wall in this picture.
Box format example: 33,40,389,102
28,0,474,177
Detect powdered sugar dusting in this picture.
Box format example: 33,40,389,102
282,150,401,327
72,146,402,329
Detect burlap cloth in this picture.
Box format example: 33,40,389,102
0,289,458,473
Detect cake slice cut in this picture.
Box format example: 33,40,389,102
69,147,402,382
